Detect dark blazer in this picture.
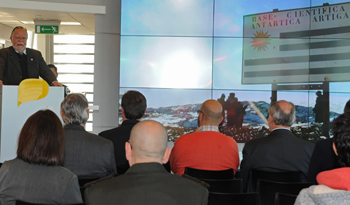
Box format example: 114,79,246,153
0,46,57,85
0,158,82,205
63,124,117,178
99,120,139,168
307,138,340,184
84,163,208,205
240,129,314,191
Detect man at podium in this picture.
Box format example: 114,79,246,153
0,26,62,86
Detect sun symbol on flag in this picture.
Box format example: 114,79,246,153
251,30,271,51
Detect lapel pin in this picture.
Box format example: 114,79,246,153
31,58,33,61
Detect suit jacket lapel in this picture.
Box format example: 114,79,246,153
9,46,22,75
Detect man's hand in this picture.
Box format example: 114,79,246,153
52,81,63,87
0,81,3,86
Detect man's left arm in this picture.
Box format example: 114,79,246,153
35,50,62,86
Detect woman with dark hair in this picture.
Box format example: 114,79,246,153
0,110,82,205
296,112,350,204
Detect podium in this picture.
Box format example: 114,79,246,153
0,85,64,162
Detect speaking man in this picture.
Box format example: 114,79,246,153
0,26,61,86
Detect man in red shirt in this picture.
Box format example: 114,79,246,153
170,99,240,175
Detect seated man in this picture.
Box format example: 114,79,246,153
61,93,116,178
99,90,146,173
170,99,240,175
240,100,314,191
84,120,208,205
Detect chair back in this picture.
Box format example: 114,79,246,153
257,180,313,205
184,167,234,179
248,168,303,192
200,178,243,193
208,192,259,205
274,193,298,205
16,200,85,205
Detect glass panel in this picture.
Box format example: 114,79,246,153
57,74,94,83
86,94,94,102
54,45,95,54
54,64,94,73
121,0,214,36
54,55,94,64
65,84,93,93
54,35,95,43
120,36,213,89
85,123,93,132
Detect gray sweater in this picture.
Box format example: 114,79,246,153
0,158,82,205
295,185,350,205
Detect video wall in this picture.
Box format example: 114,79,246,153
119,0,350,143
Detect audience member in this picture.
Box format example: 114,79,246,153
307,100,350,184
240,100,314,191
295,112,350,204
61,93,116,178
84,120,208,205
170,99,239,175
0,110,82,205
99,90,146,174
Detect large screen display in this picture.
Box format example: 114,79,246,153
120,0,350,143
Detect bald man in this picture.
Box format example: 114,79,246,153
84,120,208,205
170,99,240,176
240,100,314,191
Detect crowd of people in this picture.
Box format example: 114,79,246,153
0,88,349,204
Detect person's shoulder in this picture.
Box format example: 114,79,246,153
99,127,120,137
167,174,208,192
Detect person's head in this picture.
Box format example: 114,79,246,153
198,100,223,126
48,64,58,78
17,110,64,166
332,112,350,167
344,100,350,113
10,26,28,54
121,91,147,121
268,100,295,130
60,93,89,126
316,91,322,96
126,120,170,166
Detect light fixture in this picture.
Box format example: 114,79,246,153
61,22,81,25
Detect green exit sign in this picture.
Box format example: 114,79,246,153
35,25,59,34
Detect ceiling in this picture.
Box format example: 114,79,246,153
0,7,96,37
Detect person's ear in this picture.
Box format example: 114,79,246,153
333,142,338,156
125,141,133,166
219,116,224,124
60,111,64,120
162,147,171,164
86,109,90,120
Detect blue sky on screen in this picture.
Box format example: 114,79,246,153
120,88,211,108
121,0,213,36
120,36,213,89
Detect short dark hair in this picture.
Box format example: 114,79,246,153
47,64,57,72
333,112,350,167
268,100,295,127
17,110,64,166
11,26,27,37
344,100,350,113
121,91,147,120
